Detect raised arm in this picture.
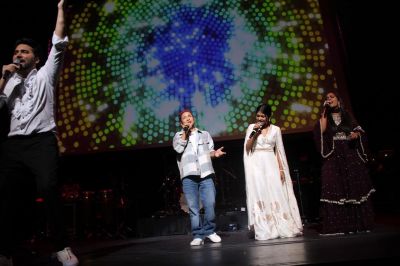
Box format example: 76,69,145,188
55,0,66,39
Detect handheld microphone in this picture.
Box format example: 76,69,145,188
249,122,265,139
183,125,191,139
14,58,21,66
323,100,330,108
2,59,21,80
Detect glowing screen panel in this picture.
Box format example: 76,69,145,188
57,0,337,153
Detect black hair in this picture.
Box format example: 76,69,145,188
14,38,43,61
256,103,272,118
325,91,358,134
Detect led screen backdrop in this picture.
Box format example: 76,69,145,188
57,0,338,154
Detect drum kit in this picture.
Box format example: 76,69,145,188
60,185,118,238
159,174,201,214
61,184,114,204
159,175,204,214
159,175,183,214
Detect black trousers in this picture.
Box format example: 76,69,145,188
0,132,67,256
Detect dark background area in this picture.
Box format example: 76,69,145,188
0,0,398,238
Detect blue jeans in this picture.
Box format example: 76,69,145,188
182,177,216,239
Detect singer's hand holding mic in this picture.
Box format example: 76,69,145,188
2,59,21,80
321,100,330,118
183,125,191,139
249,122,265,139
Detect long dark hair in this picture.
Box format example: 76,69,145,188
326,92,358,134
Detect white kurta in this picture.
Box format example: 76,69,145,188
243,124,303,240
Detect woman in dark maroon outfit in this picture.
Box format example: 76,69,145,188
314,91,375,235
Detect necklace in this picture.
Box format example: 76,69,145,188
331,113,341,126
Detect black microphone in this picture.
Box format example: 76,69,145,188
249,122,265,139
2,58,21,80
183,125,191,139
323,100,330,108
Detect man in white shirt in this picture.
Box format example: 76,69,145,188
0,1,78,265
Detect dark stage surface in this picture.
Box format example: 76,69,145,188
13,214,400,266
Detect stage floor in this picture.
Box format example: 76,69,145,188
12,215,400,266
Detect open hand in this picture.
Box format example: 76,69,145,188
214,147,226,158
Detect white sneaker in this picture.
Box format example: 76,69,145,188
56,247,79,266
206,233,221,243
190,238,204,246
0,255,13,266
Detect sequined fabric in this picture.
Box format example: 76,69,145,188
314,121,375,234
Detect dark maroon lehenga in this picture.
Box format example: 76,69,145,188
314,121,375,235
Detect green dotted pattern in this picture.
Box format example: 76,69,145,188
57,0,337,153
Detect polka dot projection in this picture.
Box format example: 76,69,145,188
57,0,338,153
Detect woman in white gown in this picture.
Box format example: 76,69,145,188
243,104,303,240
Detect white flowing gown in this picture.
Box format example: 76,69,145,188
243,124,303,240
